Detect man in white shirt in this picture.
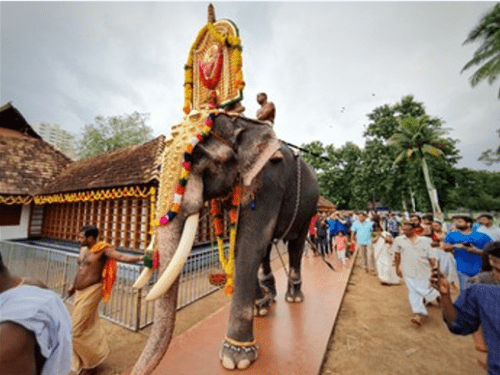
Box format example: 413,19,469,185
477,214,500,241
394,221,439,326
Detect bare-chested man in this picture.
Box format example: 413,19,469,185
67,225,143,375
256,92,275,125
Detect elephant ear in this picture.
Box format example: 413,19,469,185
234,118,281,187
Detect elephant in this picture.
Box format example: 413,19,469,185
131,112,319,374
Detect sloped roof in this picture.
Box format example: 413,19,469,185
0,102,41,139
0,135,72,195
317,195,336,210
41,136,166,194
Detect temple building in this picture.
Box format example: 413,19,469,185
0,102,216,250
0,102,71,240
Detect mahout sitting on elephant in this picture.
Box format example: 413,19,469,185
131,112,319,374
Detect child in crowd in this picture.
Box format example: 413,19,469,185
334,230,348,267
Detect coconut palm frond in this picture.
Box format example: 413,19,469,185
387,133,407,145
462,4,500,97
430,138,453,151
468,55,500,87
400,117,420,133
422,144,444,158
394,151,406,164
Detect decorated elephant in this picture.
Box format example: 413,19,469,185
131,111,319,374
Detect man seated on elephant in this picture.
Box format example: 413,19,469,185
256,92,275,125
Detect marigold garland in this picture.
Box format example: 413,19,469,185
211,184,241,296
33,186,154,205
0,195,34,205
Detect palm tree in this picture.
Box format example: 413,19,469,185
388,117,453,216
462,3,500,98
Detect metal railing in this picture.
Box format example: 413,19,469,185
0,240,224,331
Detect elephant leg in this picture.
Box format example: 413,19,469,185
254,244,276,317
285,228,308,303
219,214,276,370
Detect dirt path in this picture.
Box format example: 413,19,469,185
78,252,485,375
320,255,485,375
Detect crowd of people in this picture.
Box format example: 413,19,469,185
308,209,500,374
1,211,498,374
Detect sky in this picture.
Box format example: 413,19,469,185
1,2,499,171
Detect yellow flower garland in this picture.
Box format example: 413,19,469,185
0,195,34,205
34,186,154,205
211,185,241,296
1,186,156,207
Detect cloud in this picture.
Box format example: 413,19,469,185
1,2,498,172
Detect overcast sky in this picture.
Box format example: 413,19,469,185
1,2,499,171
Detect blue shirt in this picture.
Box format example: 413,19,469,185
327,219,347,237
386,218,399,234
351,220,373,245
447,282,500,375
444,230,492,276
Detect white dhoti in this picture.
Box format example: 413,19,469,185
404,276,439,316
431,248,459,289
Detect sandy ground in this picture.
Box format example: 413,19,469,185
320,255,485,375
70,253,486,375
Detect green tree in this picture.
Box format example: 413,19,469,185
478,128,500,165
365,95,460,213
450,168,500,211
462,3,500,98
78,112,153,158
388,116,455,215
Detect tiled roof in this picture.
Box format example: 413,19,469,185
40,136,166,194
0,135,72,195
0,102,41,139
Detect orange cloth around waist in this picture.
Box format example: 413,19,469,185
90,242,117,303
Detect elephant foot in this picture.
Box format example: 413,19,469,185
219,338,259,370
254,294,273,317
285,279,304,303
259,273,277,300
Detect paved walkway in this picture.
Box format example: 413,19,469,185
142,253,355,375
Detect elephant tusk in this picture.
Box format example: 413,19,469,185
133,267,155,290
145,213,199,301
132,235,157,289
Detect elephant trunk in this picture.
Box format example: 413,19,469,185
131,174,204,375
130,220,183,375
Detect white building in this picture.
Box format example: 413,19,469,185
32,122,76,159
